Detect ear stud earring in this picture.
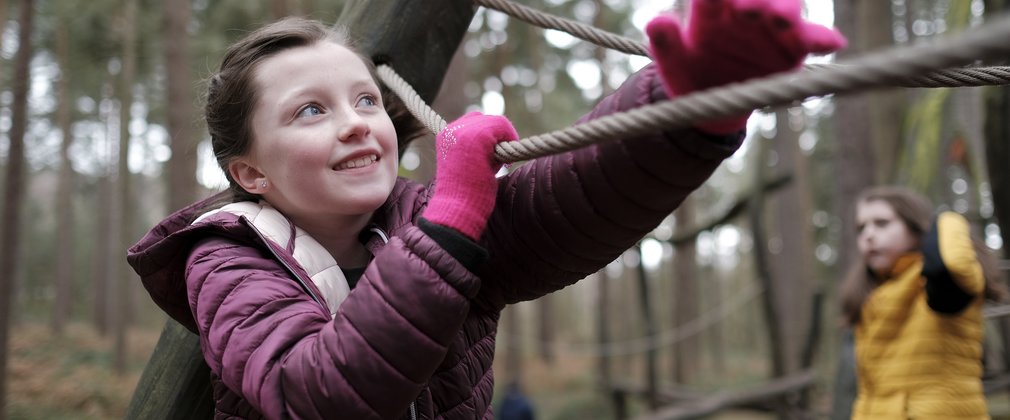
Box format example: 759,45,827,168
260,180,268,189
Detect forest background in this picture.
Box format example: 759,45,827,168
3,0,1010,419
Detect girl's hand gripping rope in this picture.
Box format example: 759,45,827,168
646,0,847,134
424,112,518,241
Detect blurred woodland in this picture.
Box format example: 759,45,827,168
3,0,1010,419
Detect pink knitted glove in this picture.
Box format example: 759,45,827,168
646,0,847,134
424,112,518,240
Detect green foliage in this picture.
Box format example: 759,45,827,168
898,88,950,192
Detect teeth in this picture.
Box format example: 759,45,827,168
335,154,377,170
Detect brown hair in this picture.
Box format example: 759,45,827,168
839,186,1007,326
204,17,426,205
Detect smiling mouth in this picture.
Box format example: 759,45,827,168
334,154,378,171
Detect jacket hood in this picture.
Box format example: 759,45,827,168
127,191,261,332
127,180,426,332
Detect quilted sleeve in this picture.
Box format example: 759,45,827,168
478,63,742,308
186,228,478,419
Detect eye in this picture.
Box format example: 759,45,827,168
297,104,323,119
357,94,379,108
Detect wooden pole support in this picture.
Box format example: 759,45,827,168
125,320,213,419
337,0,478,103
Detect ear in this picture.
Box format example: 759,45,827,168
228,159,268,194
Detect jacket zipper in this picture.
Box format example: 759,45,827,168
373,225,423,420
369,225,419,420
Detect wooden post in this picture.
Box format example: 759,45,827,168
128,0,478,414
125,320,213,420
337,0,478,103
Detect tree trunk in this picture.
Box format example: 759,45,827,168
832,0,886,274
769,108,816,415
749,129,792,419
503,305,522,385
707,265,725,376
596,270,612,390
769,108,814,375
0,1,35,416
114,0,139,375
636,245,659,409
672,200,698,384
536,295,555,365
0,0,7,49
164,0,198,212
750,133,786,377
271,0,289,19
93,172,113,336
830,1,894,417
95,83,118,336
53,22,75,335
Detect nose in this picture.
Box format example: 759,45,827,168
857,227,873,245
337,110,370,142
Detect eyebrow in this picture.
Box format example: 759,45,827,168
349,78,380,92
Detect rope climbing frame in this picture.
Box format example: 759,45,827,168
376,0,1010,164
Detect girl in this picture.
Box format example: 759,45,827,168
129,1,844,419
841,186,1006,419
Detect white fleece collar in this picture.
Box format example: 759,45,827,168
193,201,349,318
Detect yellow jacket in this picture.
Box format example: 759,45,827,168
852,212,988,420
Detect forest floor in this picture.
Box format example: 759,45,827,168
7,322,156,419
6,321,1010,419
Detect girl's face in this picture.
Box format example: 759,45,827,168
236,41,398,226
856,199,919,277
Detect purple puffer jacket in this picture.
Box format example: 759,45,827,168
127,64,742,420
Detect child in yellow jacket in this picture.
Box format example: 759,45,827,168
840,186,1006,419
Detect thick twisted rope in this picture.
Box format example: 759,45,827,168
379,12,1010,163
493,17,1010,163
377,65,447,134
804,63,1010,88
476,0,1010,88
472,0,651,57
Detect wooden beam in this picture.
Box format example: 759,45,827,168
125,320,213,420
337,0,478,103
